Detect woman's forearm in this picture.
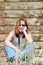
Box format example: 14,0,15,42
4,41,19,52
23,31,33,43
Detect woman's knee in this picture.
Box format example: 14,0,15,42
26,44,35,52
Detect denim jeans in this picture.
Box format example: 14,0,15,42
18,44,35,59
4,44,35,60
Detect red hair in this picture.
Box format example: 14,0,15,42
15,15,30,35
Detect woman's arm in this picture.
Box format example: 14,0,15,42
4,30,20,52
23,27,33,44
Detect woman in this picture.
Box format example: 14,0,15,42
4,15,35,62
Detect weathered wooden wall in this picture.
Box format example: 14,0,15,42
0,0,43,64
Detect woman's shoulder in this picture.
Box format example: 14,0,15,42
9,30,15,36
10,30,15,33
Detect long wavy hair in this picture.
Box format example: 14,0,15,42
15,15,30,35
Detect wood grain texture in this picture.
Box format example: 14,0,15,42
0,3,4,10
0,18,43,25
0,0,4,2
4,0,43,2
0,25,43,34
0,33,43,42
0,42,43,50
4,2,43,10
4,10,43,18
0,1,43,62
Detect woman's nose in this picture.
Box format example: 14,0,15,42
21,25,23,27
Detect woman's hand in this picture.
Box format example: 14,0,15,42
23,26,27,33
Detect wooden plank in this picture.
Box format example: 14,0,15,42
0,18,43,25
0,3,4,10
1,2,43,10
0,18,17,25
0,34,7,41
0,42,4,46
0,33,43,42
0,46,4,50
5,0,43,2
0,42,43,50
32,34,43,42
0,0,4,2
34,42,43,49
0,26,14,33
0,18,6,25
33,57,43,62
0,25,43,33
29,25,43,34
0,41,43,47
0,11,5,17
0,42,43,57
0,18,38,25
4,10,43,18
5,2,43,10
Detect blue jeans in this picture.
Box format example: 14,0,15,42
4,44,35,59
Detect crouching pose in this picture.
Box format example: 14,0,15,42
4,15,35,62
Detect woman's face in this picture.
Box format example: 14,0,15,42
18,20,25,32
